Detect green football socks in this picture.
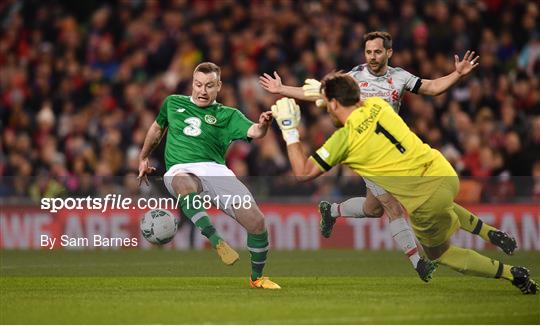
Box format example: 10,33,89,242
180,192,222,248
248,231,269,280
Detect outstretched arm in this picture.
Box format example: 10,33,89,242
259,71,317,101
138,121,166,185
271,97,323,181
286,142,324,182
418,50,479,96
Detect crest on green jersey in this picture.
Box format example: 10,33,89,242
205,114,217,125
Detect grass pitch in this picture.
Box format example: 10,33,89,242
1,249,539,324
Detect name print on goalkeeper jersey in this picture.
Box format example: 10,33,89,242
348,64,422,113
311,97,455,213
155,95,253,170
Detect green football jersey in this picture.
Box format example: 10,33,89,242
155,95,253,170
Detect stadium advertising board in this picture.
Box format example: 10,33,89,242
1,204,538,251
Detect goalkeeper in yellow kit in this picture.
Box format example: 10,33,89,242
271,72,538,294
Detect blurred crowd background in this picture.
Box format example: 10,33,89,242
1,0,539,202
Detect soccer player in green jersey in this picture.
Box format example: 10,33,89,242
271,72,538,294
138,62,280,289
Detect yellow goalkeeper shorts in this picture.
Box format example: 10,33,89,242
409,176,461,247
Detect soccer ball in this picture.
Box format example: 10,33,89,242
140,209,179,245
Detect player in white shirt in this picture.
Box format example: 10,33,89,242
260,31,516,281
348,63,420,113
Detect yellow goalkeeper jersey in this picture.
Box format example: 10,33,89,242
310,97,457,213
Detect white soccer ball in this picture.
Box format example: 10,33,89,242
140,209,179,245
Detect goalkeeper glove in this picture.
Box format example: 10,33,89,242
271,98,301,145
302,79,322,98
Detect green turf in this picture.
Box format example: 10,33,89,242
1,249,539,324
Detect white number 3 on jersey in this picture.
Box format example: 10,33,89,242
183,117,202,137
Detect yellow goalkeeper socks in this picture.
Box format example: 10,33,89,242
438,245,513,280
453,203,498,241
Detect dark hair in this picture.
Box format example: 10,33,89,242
363,31,392,49
194,62,221,79
320,72,360,107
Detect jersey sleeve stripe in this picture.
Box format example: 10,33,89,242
411,79,422,94
309,156,327,172
311,153,331,171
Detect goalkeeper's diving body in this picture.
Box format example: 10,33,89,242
260,31,516,280
138,62,280,289
271,72,538,294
